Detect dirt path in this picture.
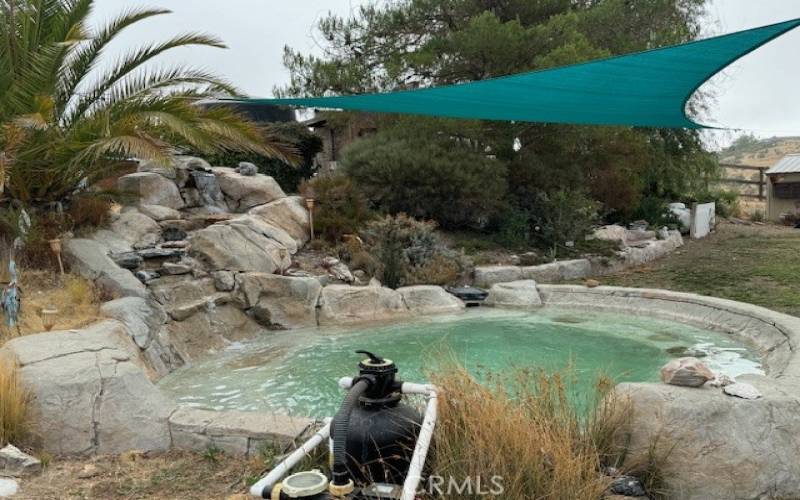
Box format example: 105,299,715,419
15,450,262,500
599,221,800,317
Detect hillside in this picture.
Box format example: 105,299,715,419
714,136,800,215
719,135,800,167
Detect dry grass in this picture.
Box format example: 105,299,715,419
1,271,102,341
0,358,29,446
427,365,631,500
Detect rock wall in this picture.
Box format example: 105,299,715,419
59,155,468,379
474,229,684,287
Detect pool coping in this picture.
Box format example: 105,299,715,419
536,284,800,381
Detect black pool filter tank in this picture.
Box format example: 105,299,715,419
329,350,423,496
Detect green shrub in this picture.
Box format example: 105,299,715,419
630,197,680,230
342,132,507,229
493,207,532,249
362,214,466,288
692,189,739,219
751,209,766,223
299,175,373,243
529,190,600,257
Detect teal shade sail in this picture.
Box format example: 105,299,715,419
240,18,800,128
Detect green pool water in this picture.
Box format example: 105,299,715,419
158,308,763,418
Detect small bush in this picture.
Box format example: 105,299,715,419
299,175,373,243
342,132,508,229
0,359,29,446
348,250,378,276
493,207,531,249
362,214,466,288
64,275,97,306
69,194,113,228
529,190,600,257
692,188,739,219
0,207,71,269
407,254,462,286
751,209,766,223
630,197,680,230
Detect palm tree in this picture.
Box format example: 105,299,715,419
0,0,294,204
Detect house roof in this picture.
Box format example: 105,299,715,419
766,154,800,175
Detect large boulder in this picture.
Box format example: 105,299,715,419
90,229,134,253
163,305,264,361
660,357,714,387
318,285,409,325
237,273,322,329
211,167,286,211
168,407,312,456
620,231,683,267
484,280,542,308
225,215,298,254
521,259,592,283
149,276,217,305
118,172,184,209
473,266,523,288
138,204,182,222
109,209,161,248
0,321,174,456
137,159,177,179
613,378,800,500
249,196,310,247
591,224,628,246
186,170,228,212
0,444,41,476
64,238,147,298
189,220,291,273
100,297,167,350
397,285,465,315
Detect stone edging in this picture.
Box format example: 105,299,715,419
474,231,684,288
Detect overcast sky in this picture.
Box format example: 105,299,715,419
89,1,800,147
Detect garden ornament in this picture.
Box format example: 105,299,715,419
1,258,20,329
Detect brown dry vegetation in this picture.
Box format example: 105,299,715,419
427,365,631,500
16,450,263,500
0,271,102,341
0,358,29,446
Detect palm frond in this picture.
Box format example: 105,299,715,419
57,6,171,115
67,32,228,124
2,0,296,203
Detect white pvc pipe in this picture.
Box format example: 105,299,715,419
249,378,439,500
248,418,332,498
399,382,438,500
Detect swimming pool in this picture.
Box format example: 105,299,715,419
158,307,763,417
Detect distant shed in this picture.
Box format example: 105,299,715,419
765,154,800,222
